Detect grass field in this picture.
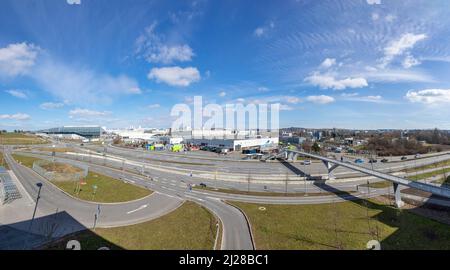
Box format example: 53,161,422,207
405,159,450,173
44,201,218,250
194,186,354,197
231,199,450,250
12,154,42,168
408,167,450,181
12,154,151,203
0,133,47,145
53,171,152,203
360,181,392,189
36,147,75,153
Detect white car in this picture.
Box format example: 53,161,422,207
302,160,312,165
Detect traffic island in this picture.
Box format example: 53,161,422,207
229,199,450,250
42,201,218,250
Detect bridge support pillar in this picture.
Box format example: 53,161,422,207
393,183,404,208
322,161,339,180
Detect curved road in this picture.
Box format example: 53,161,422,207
4,151,254,250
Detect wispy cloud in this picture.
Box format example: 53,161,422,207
0,113,30,121
135,22,194,64
5,89,28,99
40,102,64,110
32,59,142,105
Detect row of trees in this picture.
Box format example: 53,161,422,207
364,137,429,156
412,128,450,145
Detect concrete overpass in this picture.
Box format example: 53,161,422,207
283,149,450,208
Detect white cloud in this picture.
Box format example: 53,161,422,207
342,94,389,103
253,21,274,37
363,69,434,83
147,104,161,109
254,27,265,37
32,60,141,104
385,14,396,22
402,54,421,68
257,87,269,92
366,0,381,4
406,89,450,104
67,0,81,4
320,58,336,69
0,113,30,121
0,42,39,77
135,23,194,64
5,89,27,99
40,102,64,110
279,104,294,111
305,73,368,90
219,91,226,97
245,95,302,105
306,95,335,104
148,66,200,87
380,33,427,67
69,108,111,118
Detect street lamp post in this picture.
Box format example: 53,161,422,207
29,182,43,232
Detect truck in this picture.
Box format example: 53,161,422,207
171,144,184,152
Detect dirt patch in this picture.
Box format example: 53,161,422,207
40,163,83,174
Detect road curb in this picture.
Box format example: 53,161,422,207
9,154,156,206
224,201,256,250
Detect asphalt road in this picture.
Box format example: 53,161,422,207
9,145,447,250
72,143,450,179
3,150,254,250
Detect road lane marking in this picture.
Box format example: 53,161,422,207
126,204,148,214
185,195,205,202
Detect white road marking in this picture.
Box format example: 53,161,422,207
126,204,148,214
185,195,205,202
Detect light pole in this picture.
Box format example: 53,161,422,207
29,182,43,232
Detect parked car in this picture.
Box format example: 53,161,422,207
369,159,377,163
302,160,312,165
380,158,389,163
414,154,421,159
401,156,408,160
199,183,207,188
355,159,364,164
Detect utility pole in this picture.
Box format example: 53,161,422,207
29,183,43,232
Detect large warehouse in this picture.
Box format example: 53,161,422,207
37,126,104,139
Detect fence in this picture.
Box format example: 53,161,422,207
32,160,88,182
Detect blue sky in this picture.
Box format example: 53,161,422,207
1,0,450,131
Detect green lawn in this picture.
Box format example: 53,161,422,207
408,167,450,181
194,186,354,197
0,133,47,145
12,154,151,203
360,181,392,189
406,159,450,172
12,154,42,168
53,171,152,203
231,200,450,250
44,201,218,250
